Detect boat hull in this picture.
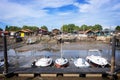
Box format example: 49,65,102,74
86,49,110,68
54,58,69,68
86,58,110,68
54,62,69,68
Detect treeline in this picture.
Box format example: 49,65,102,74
61,24,102,33
3,25,48,32
5,25,39,31
0,24,120,32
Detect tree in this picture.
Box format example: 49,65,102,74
61,24,80,33
22,25,39,31
6,26,21,31
80,24,89,31
5,25,9,31
61,24,68,32
68,24,76,33
30,26,39,31
92,24,102,31
41,25,48,31
22,25,29,29
115,26,120,31
0,28,3,31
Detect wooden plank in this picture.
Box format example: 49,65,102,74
18,74,34,77
0,74,4,77
63,74,79,77
41,74,56,77
86,74,102,77
117,74,120,77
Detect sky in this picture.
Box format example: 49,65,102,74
0,0,120,30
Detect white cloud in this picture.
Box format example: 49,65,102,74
74,0,111,13
112,3,120,10
0,0,48,20
33,0,75,8
0,0,75,24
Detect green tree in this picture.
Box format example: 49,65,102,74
115,26,120,31
30,26,39,31
92,24,102,31
22,25,29,29
22,25,39,31
41,25,48,31
6,26,21,31
5,25,9,31
61,24,68,32
80,24,89,31
61,24,79,33
0,28,3,31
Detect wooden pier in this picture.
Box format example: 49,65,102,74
0,67,120,78
1,33,120,79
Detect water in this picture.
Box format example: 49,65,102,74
0,42,120,67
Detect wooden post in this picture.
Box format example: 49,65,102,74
109,35,116,79
3,34,8,75
111,36,116,74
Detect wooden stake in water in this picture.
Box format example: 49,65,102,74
3,34,8,75
111,35,116,75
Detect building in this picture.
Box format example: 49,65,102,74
52,29,61,35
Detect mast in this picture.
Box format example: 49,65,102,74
61,29,63,58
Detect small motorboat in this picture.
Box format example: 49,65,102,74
54,57,69,68
86,49,110,68
26,38,36,44
35,56,53,67
74,58,90,68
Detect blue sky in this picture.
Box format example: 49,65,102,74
0,0,120,30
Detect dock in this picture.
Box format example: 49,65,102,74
0,67,120,78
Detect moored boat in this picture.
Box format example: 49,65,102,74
74,58,90,68
86,49,110,68
34,56,53,67
54,32,69,68
55,57,69,68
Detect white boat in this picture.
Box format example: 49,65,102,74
55,57,69,68
55,33,69,68
86,49,110,67
35,56,53,67
74,58,90,68
26,38,36,44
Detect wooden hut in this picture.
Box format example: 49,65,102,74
15,29,33,37
38,29,48,35
52,29,60,35
84,29,95,36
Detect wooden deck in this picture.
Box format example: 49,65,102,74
0,67,119,78
0,67,120,74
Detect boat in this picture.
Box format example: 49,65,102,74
54,33,69,68
55,57,69,68
74,57,90,68
86,49,110,68
34,56,53,67
26,38,36,44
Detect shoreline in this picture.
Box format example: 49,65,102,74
14,41,110,52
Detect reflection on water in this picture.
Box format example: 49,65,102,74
0,44,120,67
